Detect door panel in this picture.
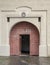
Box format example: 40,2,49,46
21,35,30,54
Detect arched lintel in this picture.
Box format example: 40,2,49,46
16,6,32,11
15,6,32,13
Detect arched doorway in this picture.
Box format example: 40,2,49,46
10,21,39,56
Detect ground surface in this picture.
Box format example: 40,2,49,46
0,56,50,65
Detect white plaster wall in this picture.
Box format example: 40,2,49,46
0,0,50,56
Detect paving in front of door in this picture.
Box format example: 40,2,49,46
0,56,50,65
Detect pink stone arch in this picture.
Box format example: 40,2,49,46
10,21,39,56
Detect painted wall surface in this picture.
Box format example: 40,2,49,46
0,0,50,56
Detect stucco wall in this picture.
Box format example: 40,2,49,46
0,0,50,56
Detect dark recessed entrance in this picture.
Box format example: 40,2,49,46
20,34,30,54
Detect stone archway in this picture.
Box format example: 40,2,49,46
10,21,39,56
